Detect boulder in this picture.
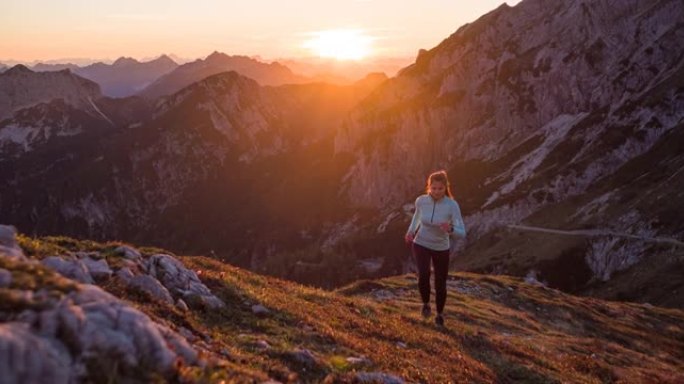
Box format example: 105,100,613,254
115,245,142,261
82,257,112,281
41,257,93,284
0,225,26,261
127,275,174,304
0,322,72,384
148,254,224,309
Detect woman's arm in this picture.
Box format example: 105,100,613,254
450,201,466,238
406,197,421,242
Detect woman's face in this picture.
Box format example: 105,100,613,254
429,181,446,200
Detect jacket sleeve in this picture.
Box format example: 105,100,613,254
407,197,421,236
450,201,466,238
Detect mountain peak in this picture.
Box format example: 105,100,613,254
206,51,229,62
152,54,177,66
113,57,139,66
4,64,34,76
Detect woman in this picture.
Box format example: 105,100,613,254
405,170,466,326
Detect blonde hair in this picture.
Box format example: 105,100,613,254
426,170,453,198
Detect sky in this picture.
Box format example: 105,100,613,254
1,0,522,64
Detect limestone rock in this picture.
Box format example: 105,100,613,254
355,372,405,384
0,225,26,261
127,275,174,304
0,322,72,384
148,254,224,309
115,245,142,261
81,257,112,281
41,257,93,284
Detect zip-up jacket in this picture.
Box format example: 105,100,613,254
407,194,466,251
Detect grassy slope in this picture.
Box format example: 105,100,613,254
15,235,684,383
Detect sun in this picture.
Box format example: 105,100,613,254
303,29,373,61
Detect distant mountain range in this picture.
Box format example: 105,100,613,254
27,55,178,98
137,52,309,99
0,0,682,308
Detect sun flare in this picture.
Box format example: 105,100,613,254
303,29,373,61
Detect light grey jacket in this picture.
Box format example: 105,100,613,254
407,194,466,251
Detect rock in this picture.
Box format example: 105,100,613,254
178,327,196,342
288,348,317,367
252,304,270,316
255,340,271,349
176,298,189,311
0,278,200,382
115,267,135,282
371,289,396,301
346,356,371,365
60,285,197,375
355,372,405,384
147,254,224,309
0,322,72,384
73,251,101,260
0,225,26,261
157,325,199,365
41,257,94,284
115,245,142,261
127,275,174,304
0,268,12,288
524,270,544,286
81,257,112,281
396,342,407,349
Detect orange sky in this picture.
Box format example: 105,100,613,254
1,0,521,64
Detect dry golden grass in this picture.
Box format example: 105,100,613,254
12,235,684,383
177,256,684,383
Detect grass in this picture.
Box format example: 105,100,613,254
175,257,684,383
9,235,684,383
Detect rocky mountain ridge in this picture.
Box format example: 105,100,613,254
0,66,102,121
330,0,684,293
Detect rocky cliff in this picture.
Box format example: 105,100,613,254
332,0,684,292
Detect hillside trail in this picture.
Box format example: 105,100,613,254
506,224,684,247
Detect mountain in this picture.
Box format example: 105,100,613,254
0,65,102,121
75,55,178,97
31,63,80,72
280,56,412,84
0,63,8,73
138,52,307,99
1,0,683,306
28,56,179,98
3,227,683,383
0,69,383,283
331,0,684,299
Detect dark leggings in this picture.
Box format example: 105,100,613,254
413,243,450,314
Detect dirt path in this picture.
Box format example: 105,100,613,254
506,224,684,247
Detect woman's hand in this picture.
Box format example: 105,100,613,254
405,233,414,244
439,222,451,233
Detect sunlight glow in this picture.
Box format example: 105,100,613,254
303,29,373,61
